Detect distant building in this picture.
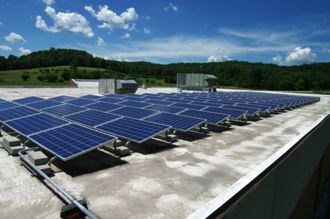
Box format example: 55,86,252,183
69,79,99,88
177,73,217,91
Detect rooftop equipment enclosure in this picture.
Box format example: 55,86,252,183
177,73,217,91
99,79,139,95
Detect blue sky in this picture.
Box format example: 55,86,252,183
0,0,330,65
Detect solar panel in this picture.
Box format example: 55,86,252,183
179,109,229,125
48,95,76,102
171,102,206,110
29,124,116,161
27,99,62,110
99,97,125,104
13,96,44,105
0,98,5,102
5,113,68,135
0,101,19,111
66,98,96,106
104,94,126,99
145,112,205,132
143,99,175,106
96,117,170,143
164,98,192,103
110,106,158,119
42,104,86,116
123,96,145,102
203,107,247,119
221,105,260,115
145,104,186,114
0,106,39,122
80,95,104,100
119,100,151,108
84,102,122,112
65,110,121,127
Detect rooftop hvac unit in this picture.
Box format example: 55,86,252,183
99,79,139,95
177,73,217,91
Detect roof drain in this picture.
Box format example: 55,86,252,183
18,148,99,219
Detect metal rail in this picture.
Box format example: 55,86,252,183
18,148,99,219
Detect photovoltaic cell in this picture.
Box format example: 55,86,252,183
65,110,121,127
99,97,125,104
13,96,44,105
203,107,247,119
179,109,229,125
48,95,76,102
171,102,206,110
27,99,62,110
143,99,175,106
42,104,86,116
118,100,151,108
96,117,170,143
145,104,185,114
110,106,158,119
0,106,39,122
5,113,68,135
84,102,122,112
29,124,116,161
0,101,19,111
66,98,96,106
145,112,205,132
221,105,260,115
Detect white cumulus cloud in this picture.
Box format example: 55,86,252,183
164,3,178,12
35,6,94,37
42,0,54,5
207,54,231,63
85,5,138,31
97,37,104,46
272,55,283,65
121,33,130,39
0,44,12,51
285,47,316,65
143,27,150,34
4,32,26,43
19,47,31,56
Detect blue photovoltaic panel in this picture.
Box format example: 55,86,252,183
171,102,206,110
105,94,127,99
96,117,170,143
143,99,175,106
27,99,62,110
145,104,186,114
190,101,221,107
110,106,158,119
203,107,247,119
49,95,76,102
43,104,86,116
80,95,104,100
221,105,260,115
179,109,229,125
145,112,205,132
66,98,96,106
0,101,19,111
0,106,39,122
29,124,116,161
0,98,5,102
99,97,125,104
237,103,270,112
5,113,68,135
123,96,145,102
164,98,192,103
119,100,151,108
84,102,122,112
65,110,121,127
13,96,44,104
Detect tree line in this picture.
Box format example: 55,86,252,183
0,48,329,90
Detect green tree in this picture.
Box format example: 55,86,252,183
21,72,30,81
44,73,58,82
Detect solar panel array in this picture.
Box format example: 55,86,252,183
0,91,319,161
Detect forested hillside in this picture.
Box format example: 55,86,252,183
0,48,329,90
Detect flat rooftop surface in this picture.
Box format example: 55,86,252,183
0,87,329,219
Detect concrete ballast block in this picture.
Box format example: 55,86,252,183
3,135,21,147
27,151,49,165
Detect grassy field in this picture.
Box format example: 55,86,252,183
0,66,108,86
0,66,176,87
